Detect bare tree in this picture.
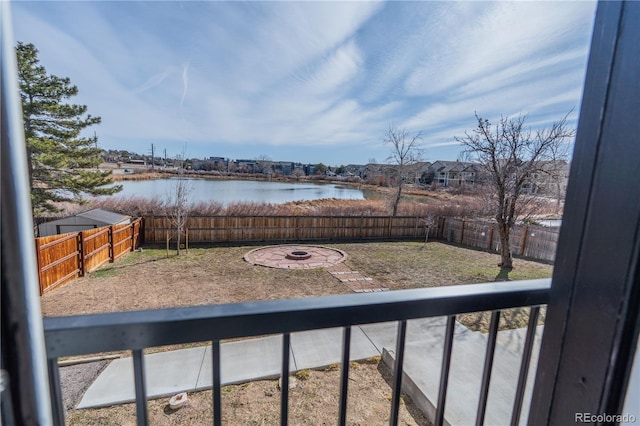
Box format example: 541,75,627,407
385,125,423,216
543,137,572,214
164,150,193,255
255,154,273,179
291,167,306,180
456,112,575,270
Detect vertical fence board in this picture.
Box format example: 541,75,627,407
35,219,142,294
82,227,111,273
36,233,81,294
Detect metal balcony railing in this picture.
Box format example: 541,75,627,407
44,278,550,426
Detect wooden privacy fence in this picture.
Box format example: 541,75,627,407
35,218,142,294
144,216,429,244
144,215,559,262
436,217,559,262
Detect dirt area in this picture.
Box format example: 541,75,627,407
45,242,551,424
66,359,431,426
42,242,551,332
41,242,551,319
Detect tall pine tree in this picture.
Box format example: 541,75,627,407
16,42,121,215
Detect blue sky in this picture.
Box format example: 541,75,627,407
11,1,596,166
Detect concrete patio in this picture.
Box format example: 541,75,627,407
76,318,543,426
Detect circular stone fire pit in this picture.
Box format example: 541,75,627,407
244,245,347,269
286,250,312,260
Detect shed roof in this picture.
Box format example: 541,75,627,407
75,209,130,224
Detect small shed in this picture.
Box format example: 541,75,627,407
38,209,132,237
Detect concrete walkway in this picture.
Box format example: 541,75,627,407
77,319,542,426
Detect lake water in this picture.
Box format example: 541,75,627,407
110,178,366,205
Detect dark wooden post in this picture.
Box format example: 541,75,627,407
34,238,44,295
130,221,135,252
460,219,466,244
77,232,85,277
487,227,494,252
148,214,154,243
109,225,115,263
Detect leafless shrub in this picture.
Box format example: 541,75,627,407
74,193,491,220
85,195,165,217
189,201,225,216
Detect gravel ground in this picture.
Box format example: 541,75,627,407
59,361,108,415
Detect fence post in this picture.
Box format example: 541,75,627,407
520,225,530,256
148,214,153,243
77,232,84,277
388,216,393,238
460,219,466,244
130,222,135,252
34,238,44,295
488,227,494,251
109,225,115,262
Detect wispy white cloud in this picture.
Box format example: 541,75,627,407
10,0,595,164
180,63,189,108
133,68,173,94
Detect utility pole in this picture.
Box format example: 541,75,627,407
164,149,167,167
150,143,155,170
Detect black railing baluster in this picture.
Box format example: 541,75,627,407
132,349,148,425
47,358,65,426
510,306,540,426
476,310,501,426
338,326,352,426
280,333,290,426
41,280,551,425
212,340,222,426
389,320,407,426
435,315,456,426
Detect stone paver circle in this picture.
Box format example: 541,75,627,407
244,245,347,269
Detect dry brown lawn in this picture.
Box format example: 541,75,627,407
67,359,431,426
47,241,552,425
42,241,551,318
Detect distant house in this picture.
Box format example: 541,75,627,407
427,160,479,187
529,160,570,195
273,161,294,175
38,209,132,237
235,159,257,174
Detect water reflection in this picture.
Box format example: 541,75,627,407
109,178,365,205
